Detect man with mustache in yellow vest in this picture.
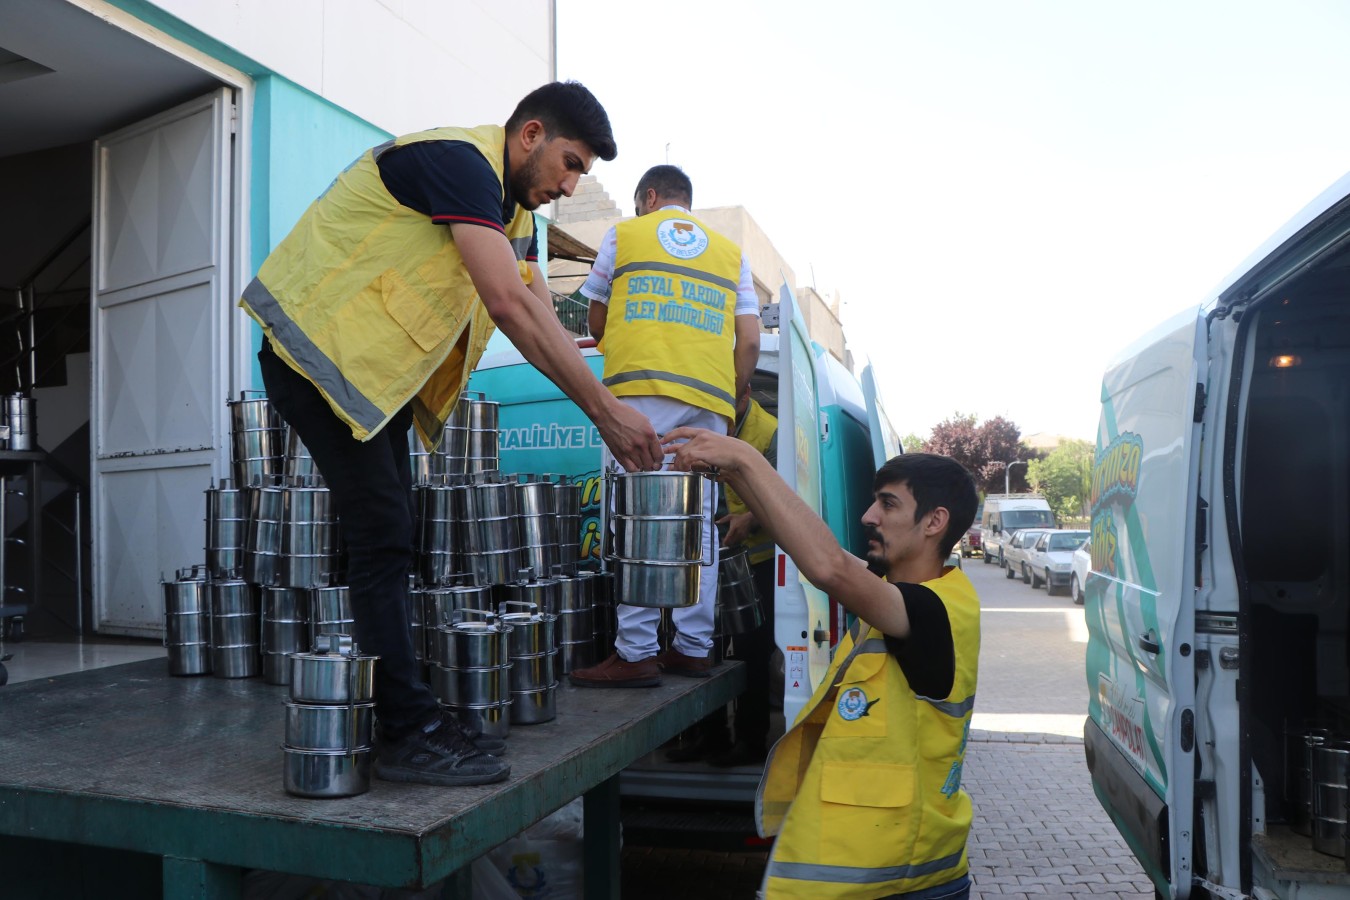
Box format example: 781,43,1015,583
569,165,761,687
663,433,980,900
240,82,663,789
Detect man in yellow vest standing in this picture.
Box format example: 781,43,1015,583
239,82,663,788
664,431,980,900
569,165,761,687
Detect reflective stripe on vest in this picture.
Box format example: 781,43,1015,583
765,848,966,887
242,279,386,436
602,368,735,408
611,259,739,293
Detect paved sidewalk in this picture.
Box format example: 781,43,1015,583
965,731,1153,898
621,730,1156,899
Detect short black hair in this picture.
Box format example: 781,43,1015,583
635,165,693,207
874,453,978,559
506,80,617,161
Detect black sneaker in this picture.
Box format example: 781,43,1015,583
374,715,510,786
447,715,508,756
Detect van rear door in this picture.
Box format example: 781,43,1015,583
860,363,900,468
1084,307,1205,898
774,283,831,725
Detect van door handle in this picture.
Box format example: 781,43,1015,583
1137,630,1160,655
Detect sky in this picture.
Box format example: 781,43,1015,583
555,0,1350,442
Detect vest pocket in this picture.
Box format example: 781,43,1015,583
820,761,914,808
381,268,451,352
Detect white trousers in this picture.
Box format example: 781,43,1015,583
603,395,726,661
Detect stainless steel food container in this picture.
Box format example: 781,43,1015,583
508,651,557,692
464,481,518,520
165,611,209,645
610,470,705,517
283,701,376,752
288,635,377,703
611,514,705,563
509,685,557,725
498,607,556,657
436,620,511,669
282,747,371,798
166,641,211,677
611,559,701,608
212,611,260,647
717,545,763,634
515,479,557,517
430,663,508,706
210,643,259,679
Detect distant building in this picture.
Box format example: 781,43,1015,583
548,176,851,368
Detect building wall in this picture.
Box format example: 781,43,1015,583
119,0,554,136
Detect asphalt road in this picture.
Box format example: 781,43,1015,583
966,552,1092,736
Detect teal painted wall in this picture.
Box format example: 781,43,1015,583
249,77,390,271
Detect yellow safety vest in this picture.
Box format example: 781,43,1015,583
726,398,777,564
239,124,536,446
757,567,980,899
601,209,742,421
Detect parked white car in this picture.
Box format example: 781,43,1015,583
1002,529,1050,582
1023,529,1090,594
1070,538,1091,605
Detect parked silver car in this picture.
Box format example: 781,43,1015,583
1002,529,1050,582
1023,529,1090,593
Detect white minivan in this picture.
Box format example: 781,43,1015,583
1085,173,1350,898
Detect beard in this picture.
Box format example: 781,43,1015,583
510,149,543,211
863,525,888,576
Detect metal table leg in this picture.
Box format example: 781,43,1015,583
163,857,243,900
583,774,622,900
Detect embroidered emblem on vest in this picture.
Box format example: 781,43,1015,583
837,687,879,721
656,219,709,259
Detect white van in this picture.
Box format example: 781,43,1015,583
1085,173,1350,898
979,493,1054,567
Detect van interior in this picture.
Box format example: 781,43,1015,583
1236,250,1350,844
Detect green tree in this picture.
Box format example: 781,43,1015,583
901,432,926,454
1026,439,1094,522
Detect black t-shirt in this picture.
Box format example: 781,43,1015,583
883,582,956,699
376,139,538,260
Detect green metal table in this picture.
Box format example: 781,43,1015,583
0,657,744,898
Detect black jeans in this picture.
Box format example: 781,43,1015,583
258,341,438,737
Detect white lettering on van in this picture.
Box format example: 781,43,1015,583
499,423,603,450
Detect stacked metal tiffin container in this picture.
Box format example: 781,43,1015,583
431,609,514,740
498,601,557,725
410,391,500,480
164,391,353,685
162,566,211,675
1284,721,1350,865
283,634,378,798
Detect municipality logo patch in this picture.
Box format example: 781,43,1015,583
837,687,879,721
656,219,709,259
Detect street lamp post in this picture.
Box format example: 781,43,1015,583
1005,460,1027,494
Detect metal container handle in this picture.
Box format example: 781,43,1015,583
498,600,540,618
235,389,269,402
451,607,496,627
